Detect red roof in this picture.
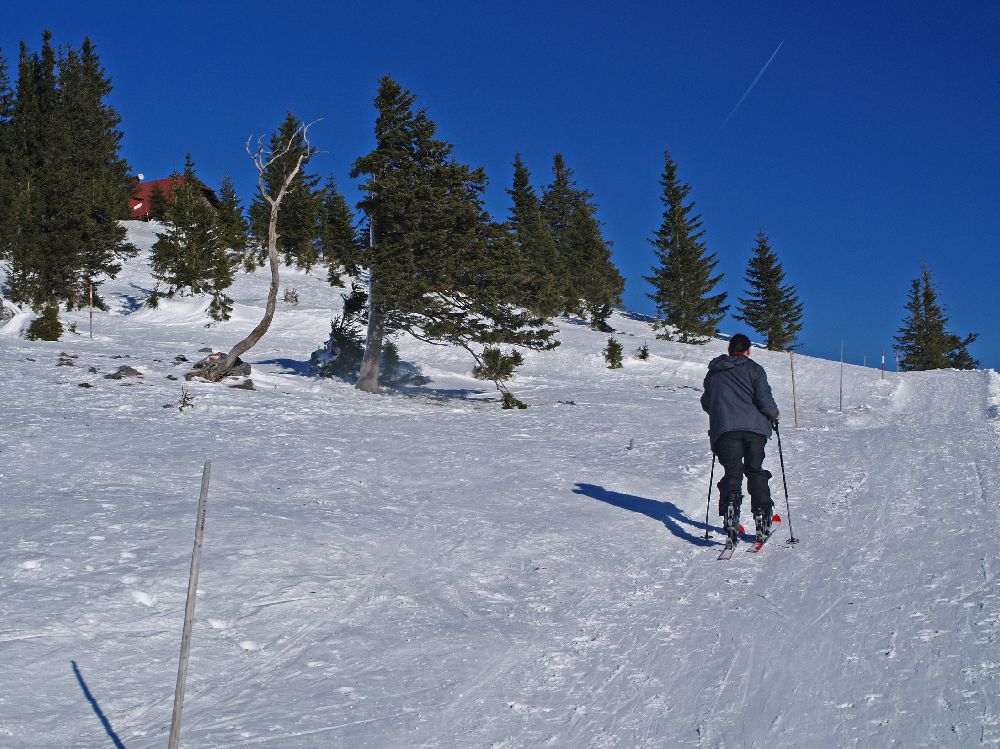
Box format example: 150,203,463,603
128,177,219,219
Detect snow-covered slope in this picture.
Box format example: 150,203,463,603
2,223,998,747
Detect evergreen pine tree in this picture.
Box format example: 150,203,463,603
539,154,623,327
0,49,14,254
351,76,556,399
148,183,169,220
506,153,562,316
4,33,134,308
248,112,322,271
55,38,136,308
5,36,59,304
894,265,978,370
150,155,234,320
215,175,249,260
644,149,727,344
733,230,804,350
568,202,623,331
636,342,650,360
604,335,624,368
25,300,62,340
318,175,360,286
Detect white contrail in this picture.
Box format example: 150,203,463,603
715,40,784,136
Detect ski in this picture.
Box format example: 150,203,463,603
748,514,782,553
716,522,745,560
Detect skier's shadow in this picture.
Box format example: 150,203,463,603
573,483,718,547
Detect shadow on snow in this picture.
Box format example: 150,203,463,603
257,357,314,376
573,483,720,547
71,660,127,749
257,357,491,403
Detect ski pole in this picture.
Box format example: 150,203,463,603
703,452,716,540
774,425,799,544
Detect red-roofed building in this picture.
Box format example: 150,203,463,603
128,176,219,220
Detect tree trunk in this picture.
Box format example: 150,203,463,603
194,125,313,382
356,286,385,393
203,206,281,381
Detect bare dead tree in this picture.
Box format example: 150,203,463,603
196,122,319,382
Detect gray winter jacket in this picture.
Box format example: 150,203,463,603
700,355,779,446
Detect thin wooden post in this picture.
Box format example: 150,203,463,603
789,351,800,428
839,340,844,412
168,461,212,749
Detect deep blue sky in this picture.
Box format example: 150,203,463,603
5,1,998,369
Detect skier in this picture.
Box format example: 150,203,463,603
700,334,780,545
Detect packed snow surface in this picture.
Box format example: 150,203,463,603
2,223,999,747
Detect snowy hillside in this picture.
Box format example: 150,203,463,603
2,222,999,748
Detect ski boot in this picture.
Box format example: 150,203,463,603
722,494,742,546
753,508,773,543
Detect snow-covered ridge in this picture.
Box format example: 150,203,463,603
2,223,998,747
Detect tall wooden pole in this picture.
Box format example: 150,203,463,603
839,339,844,412
789,351,800,428
168,461,212,749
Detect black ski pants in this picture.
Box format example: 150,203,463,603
713,430,772,515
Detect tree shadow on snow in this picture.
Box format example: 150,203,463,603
116,283,154,315
258,357,491,403
573,483,719,547
390,382,492,403
71,660,127,748
257,357,314,376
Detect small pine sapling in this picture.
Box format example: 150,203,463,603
604,335,624,369
283,287,300,305
380,339,401,383
310,282,368,379
636,341,650,360
472,346,528,409
473,347,525,381
178,387,195,411
26,302,63,341
501,392,528,410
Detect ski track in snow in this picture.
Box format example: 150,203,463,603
1,222,998,747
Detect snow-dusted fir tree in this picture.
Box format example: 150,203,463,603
644,150,726,344
894,265,978,370
351,76,556,405
506,153,562,317
150,155,234,321
734,230,803,350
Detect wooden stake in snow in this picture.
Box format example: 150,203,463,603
789,351,800,428
839,339,845,412
168,460,212,749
